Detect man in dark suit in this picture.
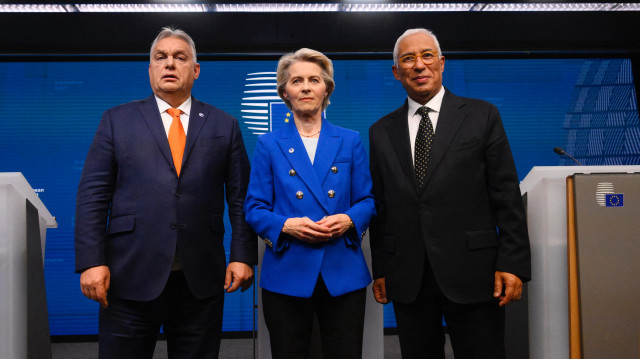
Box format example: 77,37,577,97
369,28,531,358
75,27,256,358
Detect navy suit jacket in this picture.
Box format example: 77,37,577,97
369,89,531,304
244,120,375,297
75,94,257,301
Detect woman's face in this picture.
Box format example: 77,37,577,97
282,61,328,116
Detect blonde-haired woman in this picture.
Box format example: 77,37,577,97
244,48,375,358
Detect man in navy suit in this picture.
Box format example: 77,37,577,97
369,28,531,358
75,27,256,358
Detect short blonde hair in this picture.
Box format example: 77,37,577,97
276,48,335,111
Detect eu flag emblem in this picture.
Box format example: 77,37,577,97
270,102,292,133
605,194,624,207
269,102,327,133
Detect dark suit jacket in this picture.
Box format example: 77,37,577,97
369,89,530,304
75,94,256,301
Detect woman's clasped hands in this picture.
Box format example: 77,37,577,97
282,214,352,243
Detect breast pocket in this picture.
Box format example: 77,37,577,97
328,160,351,182
450,137,479,152
200,136,226,153
331,161,351,175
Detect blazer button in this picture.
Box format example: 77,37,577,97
289,169,296,176
328,190,335,198
171,223,177,229
175,192,183,198
296,191,304,199
331,166,338,173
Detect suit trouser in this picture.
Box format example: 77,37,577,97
262,276,367,359
393,256,505,359
98,270,224,359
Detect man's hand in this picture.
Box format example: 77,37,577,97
494,271,523,307
80,265,110,308
316,214,352,238
282,217,332,243
224,262,254,293
372,277,389,304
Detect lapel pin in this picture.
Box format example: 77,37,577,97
199,113,204,117
289,148,294,153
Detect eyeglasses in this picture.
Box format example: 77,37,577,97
398,50,439,68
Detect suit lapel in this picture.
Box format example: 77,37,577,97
139,95,174,169
422,90,466,188
385,102,420,193
277,121,330,213
182,98,208,171
313,119,342,185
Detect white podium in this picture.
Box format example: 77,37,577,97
0,173,57,359
520,165,640,359
255,232,383,359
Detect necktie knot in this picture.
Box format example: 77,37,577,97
416,106,430,117
167,108,181,119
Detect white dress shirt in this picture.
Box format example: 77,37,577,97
407,86,445,164
155,95,192,137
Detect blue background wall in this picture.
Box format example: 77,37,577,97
0,57,637,335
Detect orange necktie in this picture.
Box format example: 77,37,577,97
167,108,186,177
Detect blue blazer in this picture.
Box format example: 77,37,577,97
244,119,375,298
75,94,257,301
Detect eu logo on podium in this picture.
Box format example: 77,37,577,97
605,193,624,207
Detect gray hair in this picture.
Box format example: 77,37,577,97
276,48,335,111
393,28,442,66
149,26,197,63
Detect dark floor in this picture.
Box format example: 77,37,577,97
52,335,455,358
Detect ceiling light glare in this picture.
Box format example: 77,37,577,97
612,3,640,10
344,3,474,12
1,2,639,13
75,3,208,12
0,4,66,12
482,3,630,12
215,3,340,12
